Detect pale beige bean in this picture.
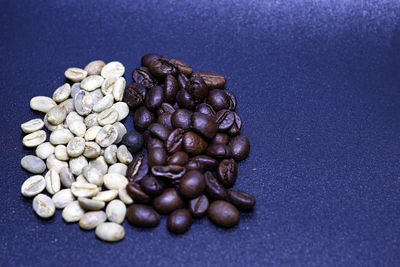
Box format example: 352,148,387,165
46,154,68,173
71,83,82,99
30,96,57,113
45,169,61,195
46,106,67,125
65,67,87,82
35,142,55,160
84,113,98,128
117,145,133,164
101,77,117,95
66,137,85,157
71,182,99,198
95,125,118,147
108,163,128,176
103,173,128,190
69,155,88,176
62,200,85,222
112,77,126,102
59,167,75,188
21,155,46,174
118,188,133,205
97,108,118,126
74,90,94,116
113,122,127,144
68,120,86,137
92,190,118,202
52,189,75,209
106,199,126,224
83,141,101,158
89,156,108,175
76,174,88,184
65,111,84,126
112,102,129,121
59,98,75,114
84,60,106,76
50,128,73,145
55,145,69,161
85,126,101,141
80,75,104,91
90,89,104,103
53,83,71,103
101,61,125,79
21,175,45,197
82,166,103,186
21,118,44,133
78,197,105,211
79,211,107,230
23,130,46,147
33,194,55,218
44,113,58,131
93,94,114,113
104,145,118,165
95,222,125,242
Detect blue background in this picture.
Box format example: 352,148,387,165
1,0,400,265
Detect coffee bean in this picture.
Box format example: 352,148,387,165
165,128,184,154
180,170,205,199
123,83,146,108
122,130,144,154
167,209,192,234
224,89,237,111
164,75,178,102
126,182,151,203
141,53,161,67
95,222,125,242
153,188,184,214
127,154,149,183
106,199,126,224
147,137,165,150
103,173,128,190
101,61,125,79
62,200,85,222
189,155,218,171
148,123,171,141
186,76,208,102
127,204,160,227
227,189,256,211
30,96,57,113
192,72,226,89
183,131,207,155
134,106,155,131
228,112,242,136
148,57,178,77
21,155,46,174
208,200,239,228
215,109,234,132
206,143,232,159
84,60,105,76
176,89,196,110
171,109,192,130
211,133,230,145
140,175,164,197
204,171,227,200
189,194,209,218
21,175,46,197
217,159,237,188
229,135,250,161
207,89,229,111
33,194,55,218
169,58,193,76
196,103,216,118
167,151,189,166
157,113,173,130
191,112,218,139
148,147,167,166
80,211,107,230
177,73,188,89
145,86,164,110
151,165,186,180
78,197,105,211
132,67,157,88
21,118,44,133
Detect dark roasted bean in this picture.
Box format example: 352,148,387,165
215,109,234,132
171,109,192,130
122,130,144,154
191,112,217,139
169,59,193,76
153,188,184,214
127,204,160,227
228,112,242,136
227,189,256,211
157,103,176,116
157,113,173,130
229,135,250,161
141,53,161,67
206,143,232,159
148,123,171,141
141,175,164,197
177,73,189,89
189,194,209,218
207,89,229,111
126,182,151,203
196,103,216,118
183,131,208,155
167,151,189,166
167,209,192,234
225,89,237,111
132,67,157,88
127,154,148,183
176,89,196,110
147,138,164,150
192,72,226,89
190,155,219,171
148,147,167,166
148,57,178,77
211,133,230,145
186,76,208,102
208,200,239,228
217,159,237,188
204,171,227,200
123,83,146,108
151,165,186,180
145,86,164,110
134,106,155,131
163,75,179,103
180,170,206,199
165,128,184,154
185,160,203,172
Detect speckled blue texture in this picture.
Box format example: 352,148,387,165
1,0,400,265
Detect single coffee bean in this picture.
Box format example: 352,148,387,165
89,156,108,176
45,169,61,195
208,200,239,228
189,194,209,218
33,194,55,218
184,160,203,172
126,182,151,203
227,112,242,136
167,209,192,234
101,61,125,79
180,170,206,199
108,163,128,176
196,103,216,118
52,189,75,209
217,159,237,188
80,211,107,230
183,131,208,155
122,130,144,154
78,197,105,211
215,109,234,132
95,125,118,148
189,155,219,171
140,175,164,197
65,67,87,82
165,128,184,154
84,60,106,75
21,155,46,174
123,83,147,108
80,75,104,92
224,89,237,111
147,138,165,150
141,53,161,67
21,118,44,133
106,199,126,224
227,189,256,211
127,154,149,183
127,204,160,227
171,109,192,130
30,96,57,113
104,145,118,165
35,142,55,160
204,171,227,200
118,188,133,205
59,167,75,188
167,151,189,166
132,67,157,88
23,130,47,147
151,165,186,180
164,75,178,102
177,73,188,89
148,123,171,141
112,102,129,121
211,133,230,145
192,72,226,89
134,106,155,131
117,145,133,164
158,102,176,115
103,173,128,190
169,58,193,75
92,190,118,202
186,76,208,102
176,89,196,110
229,135,250,161
145,86,164,110
153,188,184,214
206,143,232,159
191,112,218,139
21,175,46,197
148,57,178,77
148,147,167,166
95,222,125,242
157,113,173,130
62,200,85,222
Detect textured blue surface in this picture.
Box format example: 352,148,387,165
1,0,400,265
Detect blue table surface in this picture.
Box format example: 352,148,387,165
1,0,400,266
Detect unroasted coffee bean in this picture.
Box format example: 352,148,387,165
204,171,227,200
196,103,216,118
140,175,164,197
208,200,239,228
167,151,189,166
134,106,155,131
165,128,184,154
141,53,161,67
169,58,193,75
132,67,156,88
126,182,150,203
217,159,237,188
229,135,250,161
191,112,217,139
122,130,144,154
127,154,148,183
192,72,226,89
186,76,208,102
180,170,205,199
207,89,229,111
148,57,178,77
153,188,183,214
163,75,178,102
206,143,232,159
189,194,209,218
127,204,160,227
151,165,186,180
123,83,146,108
148,123,170,141
167,209,192,234
227,189,256,211
145,86,164,110
176,89,195,110
148,147,167,166
183,131,207,155
95,222,125,242
171,109,192,130
211,133,230,145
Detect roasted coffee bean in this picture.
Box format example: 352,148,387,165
192,72,226,89
148,147,167,166
206,143,232,159
196,103,216,118
204,171,227,200
167,151,189,166
185,160,203,172
167,209,192,234
141,53,161,67
123,83,146,108
229,135,250,161
157,113,173,130
215,109,235,132
171,109,192,130
208,200,239,228
134,106,155,131
186,76,208,102
122,130,144,154
211,133,230,145
127,204,160,227
127,154,148,183
217,159,237,188
189,194,209,218
180,170,205,199
190,155,218,171
169,59,193,76
227,189,256,211
145,86,164,110
153,188,184,214
148,57,178,77
191,112,218,139
177,73,188,89
183,131,208,155
165,128,184,154
176,89,195,110
148,123,170,141
157,103,176,115
132,67,156,88
225,89,237,111
228,112,242,136
208,89,229,112
163,75,178,102
140,175,164,197
126,182,151,203
151,165,186,180
147,138,165,150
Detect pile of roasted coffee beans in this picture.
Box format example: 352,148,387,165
122,54,255,233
